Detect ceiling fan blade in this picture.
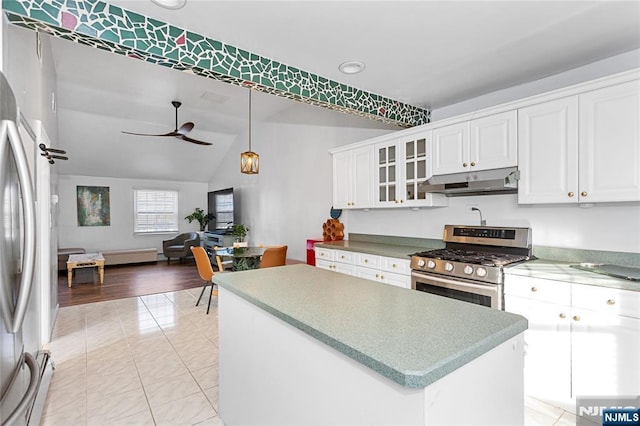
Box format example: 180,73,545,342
122,130,180,137
180,134,213,146
177,122,194,135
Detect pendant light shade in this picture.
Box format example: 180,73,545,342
241,89,259,174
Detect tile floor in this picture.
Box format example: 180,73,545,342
42,288,578,425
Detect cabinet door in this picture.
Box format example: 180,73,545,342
351,147,374,208
505,296,572,407
517,97,579,204
579,80,640,203
431,122,470,175
469,111,517,171
333,151,351,209
374,141,400,207
381,271,411,288
571,309,640,398
403,136,428,206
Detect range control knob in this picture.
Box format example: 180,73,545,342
463,265,474,275
444,262,454,272
417,259,426,267
427,260,436,269
476,267,487,278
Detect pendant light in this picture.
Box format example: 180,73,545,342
240,89,259,174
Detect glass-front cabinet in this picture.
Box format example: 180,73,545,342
374,131,447,208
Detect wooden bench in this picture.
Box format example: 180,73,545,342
101,248,158,266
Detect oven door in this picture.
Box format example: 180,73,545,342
411,271,503,310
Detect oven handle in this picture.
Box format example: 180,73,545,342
410,271,500,295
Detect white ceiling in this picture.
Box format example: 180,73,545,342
46,0,640,182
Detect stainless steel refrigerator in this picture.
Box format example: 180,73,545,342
0,71,52,425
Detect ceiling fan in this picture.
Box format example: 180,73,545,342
121,101,213,146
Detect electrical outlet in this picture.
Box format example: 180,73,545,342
465,204,479,213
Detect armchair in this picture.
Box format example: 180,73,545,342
162,232,200,264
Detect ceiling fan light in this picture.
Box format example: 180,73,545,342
150,0,186,10
241,151,259,174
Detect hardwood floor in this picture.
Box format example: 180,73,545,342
57,258,307,307
57,260,204,307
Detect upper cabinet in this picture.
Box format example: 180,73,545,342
431,111,517,175
373,133,447,208
333,146,374,209
518,80,640,204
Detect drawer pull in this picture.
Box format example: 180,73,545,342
463,162,468,167
375,274,379,278
568,192,574,197
559,313,566,319
530,286,538,292
581,191,587,197
392,264,397,268
340,255,345,259
607,299,615,305
573,315,581,322
364,259,368,263
380,275,385,280
470,162,476,167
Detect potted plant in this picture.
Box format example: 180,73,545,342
231,224,249,247
184,208,214,232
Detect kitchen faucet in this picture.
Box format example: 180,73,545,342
471,207,486,226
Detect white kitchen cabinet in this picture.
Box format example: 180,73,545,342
505,295,571,408
373,134,447,208
518,80,640,204
570,284,640,398
316,247,411,289
431,111,517,175
315,249,356,275
505,274,640,412
332,146,374,209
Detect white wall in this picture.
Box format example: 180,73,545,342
57,175,208,253
208,94,399,261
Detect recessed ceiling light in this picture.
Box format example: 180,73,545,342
150,0,186,10
338,61,366,75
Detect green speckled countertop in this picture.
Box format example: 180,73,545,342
214,264,528,388
505,259,640,292
315,240,441,259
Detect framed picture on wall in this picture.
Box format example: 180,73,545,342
77,185,110,226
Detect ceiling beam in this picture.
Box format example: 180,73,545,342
3,0,430,127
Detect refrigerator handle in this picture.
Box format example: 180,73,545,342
6,119,36,334
1,352,39,426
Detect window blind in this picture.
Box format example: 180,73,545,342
134,189,179,233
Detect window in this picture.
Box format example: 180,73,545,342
134,189,178,234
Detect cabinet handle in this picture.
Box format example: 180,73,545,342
607,299,615,305
568,192,574,197
581,191,587,197
400,200,404,203
340,255,345,259
380,275,384,280
463,162,468,167
573,315,580,321
375,274,379,278
320,253,325,256
470,162,476,167
559,313,566,319
392,264,397,268
395,200,398,204
530,286,538,292
364,259,368,263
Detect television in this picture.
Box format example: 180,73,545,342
207,187,240,233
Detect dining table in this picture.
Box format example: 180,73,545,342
215,246,266,271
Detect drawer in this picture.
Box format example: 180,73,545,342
315,259,333,271
572,284,640,319
504,275,571,305
380,257,411,274
334,250,355,264
355,253,380,269
315,248,335,261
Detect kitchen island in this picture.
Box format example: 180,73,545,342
214,264,528,425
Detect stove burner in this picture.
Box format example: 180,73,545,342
414,249,528,267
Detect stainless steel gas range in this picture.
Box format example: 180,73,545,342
410,225,533,310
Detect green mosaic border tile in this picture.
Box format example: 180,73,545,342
3,0,430,127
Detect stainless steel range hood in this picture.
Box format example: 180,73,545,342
422,167,519,196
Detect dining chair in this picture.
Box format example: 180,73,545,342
191,246,217,314
214,246,234,272
259,245,288,268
